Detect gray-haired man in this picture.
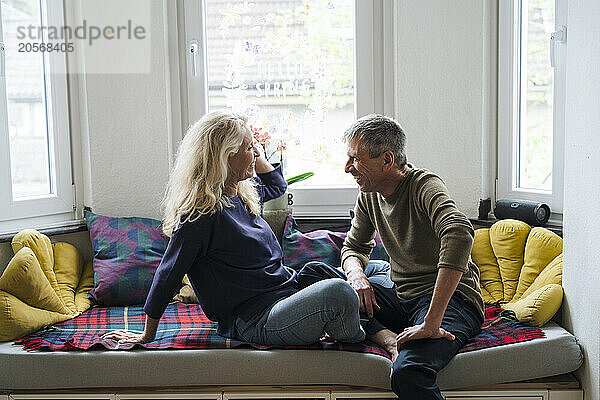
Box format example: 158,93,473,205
344,114,483,399
300,114,484,399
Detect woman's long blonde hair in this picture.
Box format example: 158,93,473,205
162,111,260,237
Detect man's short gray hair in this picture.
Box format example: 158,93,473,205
343,114,407,167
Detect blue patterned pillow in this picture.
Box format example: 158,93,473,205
85,210,168,305
282,215,389,270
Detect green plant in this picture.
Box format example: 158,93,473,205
286,172,314,185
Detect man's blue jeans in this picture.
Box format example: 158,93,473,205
297,261,483,400
233,278,365,345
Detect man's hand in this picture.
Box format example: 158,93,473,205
395,322,455,350
101,330,154,344
347,269,380,318
394,267,462,350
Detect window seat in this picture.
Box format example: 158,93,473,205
0,206,583,399
0,320,582,397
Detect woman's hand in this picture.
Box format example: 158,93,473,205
101,330,154,344
101,315,160,344
253,138,266,159
253,139,274,174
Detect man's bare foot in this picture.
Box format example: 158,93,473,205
368,329,399,362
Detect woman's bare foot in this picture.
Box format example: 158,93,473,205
319,332,332,342
368,329,399,362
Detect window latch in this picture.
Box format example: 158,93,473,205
189,39,199,77
0,42,5,78
550,25,567,68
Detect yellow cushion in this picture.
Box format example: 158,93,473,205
471,219,563,326
521,254,562,299
503,284,563,326
173,275,198,304
0,230,93,341
513,228,562,301
0,247,66,313
472,228,503,303
489,220,531,302
0,291,72,341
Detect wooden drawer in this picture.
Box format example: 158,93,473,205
331,389,549,400
10,395,115,400
116,395,222,400
442,390,546,400
223,392,330,400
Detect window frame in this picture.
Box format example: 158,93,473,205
0,0,75,234
497,0,566,216
180,0,396,217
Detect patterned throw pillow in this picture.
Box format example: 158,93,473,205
85,210,168,305
282,215,389,270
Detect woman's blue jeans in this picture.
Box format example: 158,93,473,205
233,278,365,346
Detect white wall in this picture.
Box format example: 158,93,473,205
76,0,171,219
561,1,600,399
395,1,494,218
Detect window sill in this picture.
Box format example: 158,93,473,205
298,218,564,237
294,216,352,232
0,217,564,243
0,219,88,244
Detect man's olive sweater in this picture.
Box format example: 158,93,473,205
341,166,484,319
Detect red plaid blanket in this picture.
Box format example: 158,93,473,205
14,302,544,357
13,302,388,357
459,304,545,353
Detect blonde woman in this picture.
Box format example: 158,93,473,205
103,111,365,346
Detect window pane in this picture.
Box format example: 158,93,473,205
518,0,554,191
2,0,53,199
204,0,355,186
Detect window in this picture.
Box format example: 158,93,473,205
204,0,355,187
181,0,395,216
498,0,566,215
0,0,74,233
